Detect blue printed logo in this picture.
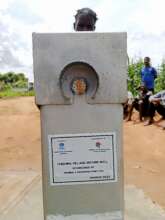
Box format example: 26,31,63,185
59,143,65,151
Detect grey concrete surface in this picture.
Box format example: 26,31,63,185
33,33,127,217
1,173,165,220
0,171,40,216
33,33,127,105
40,103,124,216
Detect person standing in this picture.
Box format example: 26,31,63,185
141,57,157,92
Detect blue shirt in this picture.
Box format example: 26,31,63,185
141,66,157,90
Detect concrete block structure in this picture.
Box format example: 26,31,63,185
33,32,127,220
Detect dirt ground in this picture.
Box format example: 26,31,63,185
0,97,165,209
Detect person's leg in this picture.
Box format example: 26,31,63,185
126,103,134,121
138,100,143,121
155,104,165,130
134,99,139,112
144,102,155,125
142,95,150,119
123,103,128,119
126,99,139,121
144,94,150,112
156,105,165,119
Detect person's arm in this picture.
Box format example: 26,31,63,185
149,92,161,104
161,91,165,104
153,68,157,79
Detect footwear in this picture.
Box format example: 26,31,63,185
144,119,153,126
126,117,131,122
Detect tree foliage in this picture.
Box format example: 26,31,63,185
155,60,165,92
0,72,28,91
127,58,143,95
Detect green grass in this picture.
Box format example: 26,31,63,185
0,89,35,98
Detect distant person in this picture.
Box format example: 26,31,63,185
144,90,165,126
141,57,157,92
73,8,98,31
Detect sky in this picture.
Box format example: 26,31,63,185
0,0,165,81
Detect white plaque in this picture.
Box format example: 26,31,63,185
48,133,117,185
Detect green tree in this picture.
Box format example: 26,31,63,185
128,58,143,95
0,72,28,90
155,59,165,92
17,73,28,81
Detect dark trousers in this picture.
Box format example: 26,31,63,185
127,95,150,120
133,98,150,117
148,103,165,119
